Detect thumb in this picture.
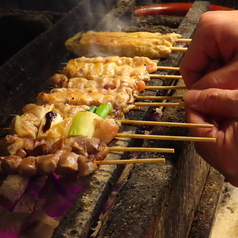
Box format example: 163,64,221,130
183,88,238,117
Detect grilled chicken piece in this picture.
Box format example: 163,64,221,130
10,113,41,139
73,56,158,73
23,103,90,120
37,87,136,113
77,155,98,177
65,31,181,58
60,60,150,81
50,74,145,92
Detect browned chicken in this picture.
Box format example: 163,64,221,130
50,74,144,93
72,56,158,73
36,87,136,113
60,60,150,81
0,135,109,177
65,31,181,58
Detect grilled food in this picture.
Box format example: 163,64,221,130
50,74,146,93
70,56,158,73
60,60,151,81
0,135,108,177
36,87,136,113
1,55,158,177
65,31,181,58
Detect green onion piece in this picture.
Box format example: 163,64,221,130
68,111,100,137
89,105,97,113
95,104,113,119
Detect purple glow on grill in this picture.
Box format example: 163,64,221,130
0,174,83,236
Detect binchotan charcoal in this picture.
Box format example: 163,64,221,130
13,175,48,214
0,206,29,237
19,210,59,238
0,175,29,209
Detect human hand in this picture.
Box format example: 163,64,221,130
180,11,238,186
180,10,238,90
183,89,238,186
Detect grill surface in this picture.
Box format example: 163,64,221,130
0,1,228,237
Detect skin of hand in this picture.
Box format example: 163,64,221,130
180,11,238,186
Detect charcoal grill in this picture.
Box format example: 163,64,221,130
0,1,234,237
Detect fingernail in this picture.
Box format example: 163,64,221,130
183,90,201,106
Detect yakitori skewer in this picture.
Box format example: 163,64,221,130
157,66,180,71
116,133,216,143
121,120,214,129
96,158,165,165
145,85,186,90
149,74,183,79
135,95,183,100
109,147,174,153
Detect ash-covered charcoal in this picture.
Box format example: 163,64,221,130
124,15,184,33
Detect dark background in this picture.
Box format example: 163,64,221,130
0,0,237,65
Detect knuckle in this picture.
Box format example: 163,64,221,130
203,88,219,109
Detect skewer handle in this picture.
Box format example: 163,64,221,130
121,120,214,128
109,147,174,153
136,95,183,100
134,102,185,107
157,66,180,71
149,74,183,79
176,39,192,43
116,133,216,142
96,158,165,165
145,85,186,90
170,47,188,52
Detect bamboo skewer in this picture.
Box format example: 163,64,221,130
176,38,192,43
116,133,216,142
135,95,183,100
145,85,186,90
109,147,174,153
133,102,185,107
157,66,180,71
121,120,214,129
96,158,165,165
170,47,188,52
149,74,183,79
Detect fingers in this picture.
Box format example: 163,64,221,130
183,88,238,117
191,59,238,90
184,107,217,137
180,11,238,89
